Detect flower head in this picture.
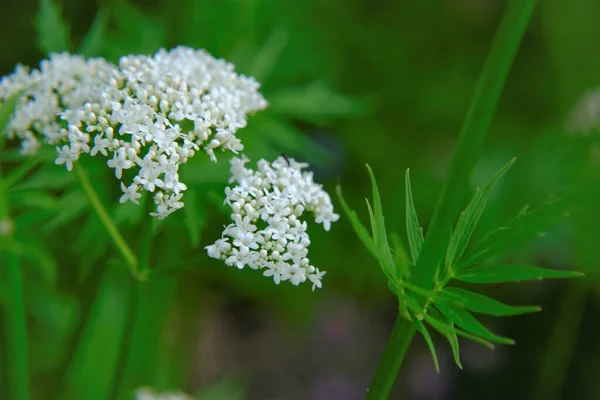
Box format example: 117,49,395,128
205,156,339,289
0,47,267,218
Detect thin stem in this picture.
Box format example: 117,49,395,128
108,199,155,399
367,2,538,398
73,165,144,280
411,0,538,290
366,317,416,400
4,251,29,400
532,280,588,400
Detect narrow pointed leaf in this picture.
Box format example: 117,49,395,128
447,306,514,345
366,165,398,280
444,322,463,369
413,315,440,373
79,9,108,57
441,287,540,316
459,195,573,269
455,264,584,284
336,185,380,261
37,0,72,54
423,312,495,350
405,169,424,264
445,158,515,270
390,232,411,279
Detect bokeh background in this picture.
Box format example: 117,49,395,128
2,0,600,399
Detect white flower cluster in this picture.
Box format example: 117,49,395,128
567,87,600,135
135,387,192,400
0,47,267,218
205,156,339,290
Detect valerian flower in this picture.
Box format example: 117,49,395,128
205,156,339,289
0,47,267,218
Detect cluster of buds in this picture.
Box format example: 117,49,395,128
205,156,339,289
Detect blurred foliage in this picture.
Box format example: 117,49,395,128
2,0,600,399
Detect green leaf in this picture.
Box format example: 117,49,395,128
78,9,108,57
423,312,495,350
455,264,584,284
41,191,87,235
253,116,330,167
366,165,399,281
183,187,206,248
0,92,22,138
246,28,288,82
390,232,411,278
405,169,424,265
459,195,572,269
36,0,72,55
446,325,463,369
441,287,540,316
445,158,514,271
412,314,440,373
336,185,380,261
267,81,371,123
441,303,514,345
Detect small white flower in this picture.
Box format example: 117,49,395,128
308,268,326,291
206,156,337,289
119,182,141,205
0,47,267,218
55,144,79,171
107,148,134,179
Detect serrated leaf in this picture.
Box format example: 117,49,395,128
36,0,72,55
366,165,399,281
454,264,584,284
412,313,440,373
78,9,108,57
441,287,540,316
336,185,380,261
445,158,515,271
440,303,514,345
459,195,572,269
390,232,411,278
405,169,424,265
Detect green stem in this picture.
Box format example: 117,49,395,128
367,2,538,398
108,200,155,399
532,280,588,400
73,165,144,280
366,317,416,400
411,0,538,290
